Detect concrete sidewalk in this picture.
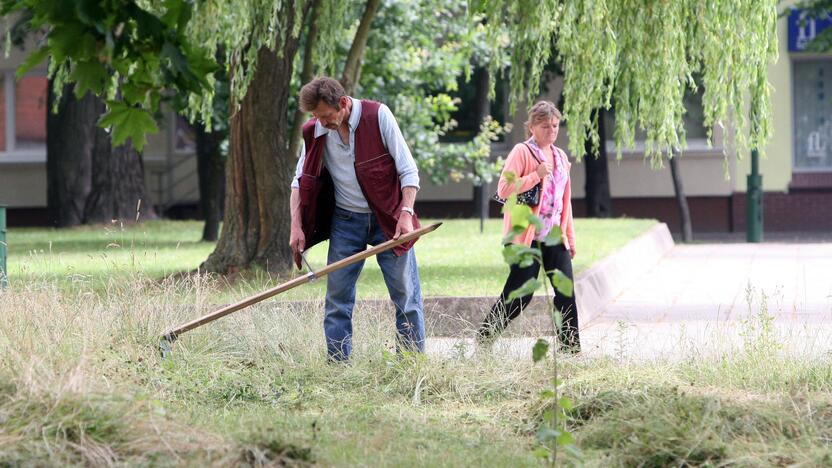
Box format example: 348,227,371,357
583,241,832,359
427,241,832,360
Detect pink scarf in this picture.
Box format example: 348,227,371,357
527,139,567,241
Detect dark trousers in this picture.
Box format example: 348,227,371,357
478,241,580,350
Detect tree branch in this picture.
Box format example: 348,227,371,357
340,0,381,95
289,0,323,159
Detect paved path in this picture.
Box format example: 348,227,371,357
428,242,832,360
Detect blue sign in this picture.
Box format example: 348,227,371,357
788,9,832,52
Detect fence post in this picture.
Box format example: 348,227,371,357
0,204,7,287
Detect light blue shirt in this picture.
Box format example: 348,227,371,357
291,97,420,213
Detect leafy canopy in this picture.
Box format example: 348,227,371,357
6,0,780,166
3,0,218,151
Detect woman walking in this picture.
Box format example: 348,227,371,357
477,101,580,352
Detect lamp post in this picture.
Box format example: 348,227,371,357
746,149,763,242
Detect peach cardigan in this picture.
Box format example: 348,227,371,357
496,142,576,250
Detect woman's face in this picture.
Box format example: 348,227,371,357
530,116,560,146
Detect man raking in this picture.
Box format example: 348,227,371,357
289,76,425,362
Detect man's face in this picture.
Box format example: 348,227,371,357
312,96,350,130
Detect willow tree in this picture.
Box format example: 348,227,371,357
190,0,498,273
472,0,777,165
183,1,377,273
192,0,776,273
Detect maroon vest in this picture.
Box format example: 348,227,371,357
298,100,420,256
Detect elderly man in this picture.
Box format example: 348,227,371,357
289,76,424,361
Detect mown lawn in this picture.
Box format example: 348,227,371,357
6,218,657,299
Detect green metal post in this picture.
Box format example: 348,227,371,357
746,149,763,242
0,204,6,287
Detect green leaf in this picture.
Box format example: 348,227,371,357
554,308,567,334
528,214,543,232
16,46,50,79
130,5,164,40
558,396,574,411
182,43,218,87
48,23,95,62
501,225,527,244
162,0,192,30
557,431,576,447
98,102,158,151
501,244,539,268
121,80,154,107
542,225,563,246
75,0,106,27
532,338,549,363
542,409,555,424
551,269,573,297
537,427,560,442
539,389,556,399
70,61,110,97
501,244,519,265
507,278,541,303
532,447,550,459
509,202,532,230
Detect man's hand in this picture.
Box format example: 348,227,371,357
569,246,576,259
289,224,305,255
393,212,414,239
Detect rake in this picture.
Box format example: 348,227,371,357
159,222,442,357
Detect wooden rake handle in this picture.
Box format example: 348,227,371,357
160,222,443,347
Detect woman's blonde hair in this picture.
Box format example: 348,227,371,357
524,101,562,137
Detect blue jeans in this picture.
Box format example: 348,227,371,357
324,207,425,360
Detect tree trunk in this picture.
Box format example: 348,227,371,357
84,101,157,224
288,0,322,161
584,108,613,218
340,0,381,95
471,66,491,232
201,39,302,273
46,82,95,227
195,121,226,241
669,153,693,242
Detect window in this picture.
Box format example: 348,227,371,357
792,60,832,171
0,70,47,161
14,75,47,150
173,114,196,153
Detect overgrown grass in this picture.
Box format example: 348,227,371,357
3,275,832,466
6,218,656,300
0,275,545,466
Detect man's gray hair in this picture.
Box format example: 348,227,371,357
299,76,346,112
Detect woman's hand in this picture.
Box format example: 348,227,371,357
536,163,551,179
569,246,576,259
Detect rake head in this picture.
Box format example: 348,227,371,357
159,332,179,359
